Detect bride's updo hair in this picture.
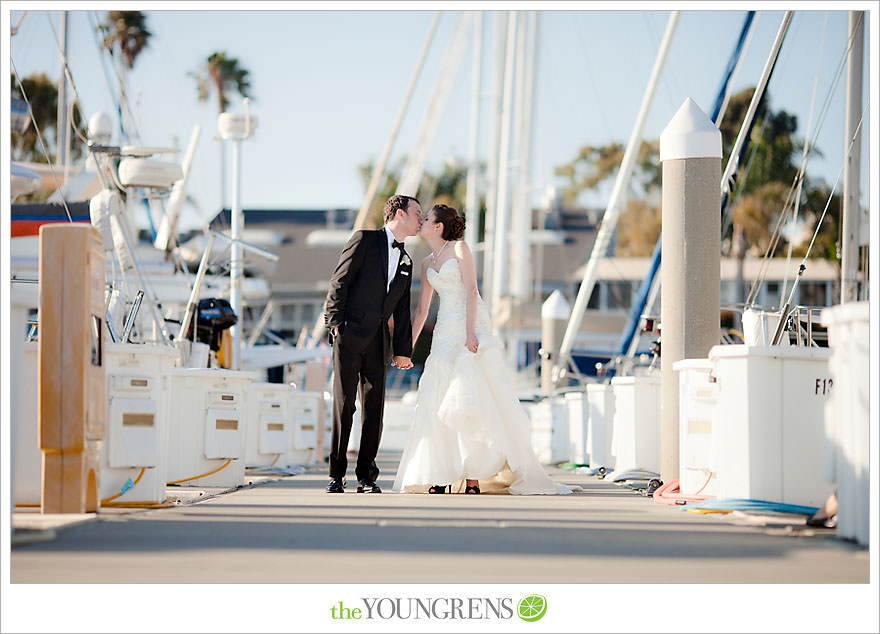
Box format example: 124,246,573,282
432,204,466,241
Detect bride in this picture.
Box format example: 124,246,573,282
392,204,572,495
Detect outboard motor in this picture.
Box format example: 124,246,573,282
188,298,238,351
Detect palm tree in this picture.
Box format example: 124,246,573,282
190,51,253,208
192,51,252,114
98,11,151,69
97,11,151,141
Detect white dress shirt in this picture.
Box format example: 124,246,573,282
384,226,402,292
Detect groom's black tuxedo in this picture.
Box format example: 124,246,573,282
324,228,413,483
325,229,413,359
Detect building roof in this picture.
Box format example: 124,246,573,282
576,256,840,283
206,207,840,298
207,207,601,296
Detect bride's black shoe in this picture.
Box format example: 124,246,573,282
465,484,481,494
428,484,450,494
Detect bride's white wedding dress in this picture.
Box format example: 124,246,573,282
393,258,571,495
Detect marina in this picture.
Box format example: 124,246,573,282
3,6,878,634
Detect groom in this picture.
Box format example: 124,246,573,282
323,194,422,493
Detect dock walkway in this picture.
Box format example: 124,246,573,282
11,451,867,584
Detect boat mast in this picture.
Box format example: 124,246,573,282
510,11,539,301
553,11,680,384
481,12,510,300
464,11,483,253
712,12,757,126
353,13,440,230
56,11,70,179
490,11,520,306
397,12,473,198
841,10,865,303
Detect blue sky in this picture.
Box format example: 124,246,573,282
6,5,874,232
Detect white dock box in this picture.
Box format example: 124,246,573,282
529,396,569,464
673,359,720,497
102,343,179,503
709,345,834,507
380,391,419,451
12,342,40,505
563,390,589,465
244,382,293,468
821,302,869,545
585,383,615,471
166,368,257,488
610,375,661,474
346,393,414,453
290,390,324,464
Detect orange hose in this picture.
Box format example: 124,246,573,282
166,458,233,485
101,467,147,504
101,501,174,509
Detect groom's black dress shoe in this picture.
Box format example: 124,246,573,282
326,477,346,493
357,480,382,493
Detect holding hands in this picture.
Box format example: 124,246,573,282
392,356,414,370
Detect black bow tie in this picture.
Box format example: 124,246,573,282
391,240,405,251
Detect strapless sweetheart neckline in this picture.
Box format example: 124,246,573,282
426,257,459,276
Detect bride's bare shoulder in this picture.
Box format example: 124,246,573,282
452,240,471,256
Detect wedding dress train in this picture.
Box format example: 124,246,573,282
393,258,571,495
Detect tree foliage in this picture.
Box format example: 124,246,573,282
554,140,660,208
616,199,661,256
98,11,152,69
191,51,252,114
356,157,484,232
721,91,800,191
731,181,791,255
10,72,84,164
790,186,840,261
554,87,836,261
356,158,405,228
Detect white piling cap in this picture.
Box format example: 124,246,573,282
660,98,721,161
542,290,571,320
